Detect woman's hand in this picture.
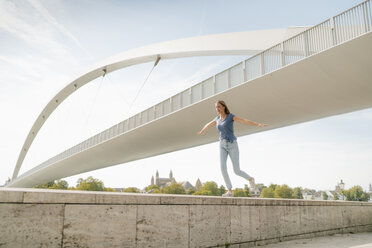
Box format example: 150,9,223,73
257,123,268,127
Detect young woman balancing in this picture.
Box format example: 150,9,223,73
198,100,268,197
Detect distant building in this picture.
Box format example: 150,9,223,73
312,179,345,201
324,190,344,201
152,170,175,188
301,189,323,200
334,179,346,200
150,170,195,191
302,191,312,200
195,178,202,191
179,181,195,191
302,189,317,200
313,191,322,200
335,179,345,192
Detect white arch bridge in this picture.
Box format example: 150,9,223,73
7,0,372,187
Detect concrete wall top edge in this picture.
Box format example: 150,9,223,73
1,188,371,206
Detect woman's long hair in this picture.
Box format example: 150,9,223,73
217,100,230,114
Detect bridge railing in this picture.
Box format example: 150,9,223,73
28,0,371,174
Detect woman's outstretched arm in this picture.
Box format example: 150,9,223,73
198,120,216,135
233,116,268,127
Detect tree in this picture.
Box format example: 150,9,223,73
244,184,251,197
51,180,69,189
202,181,219,195
342,186,370,202
292,187,303,199
151,189,162,194
34,180,69,190
34,181,55,189
193,181,221,196
186,188,196,195
233,186,250,197
145,184,159,192
333,192,340,200
218,185,226,196
161,182,186,194
105,188,117,192
75,176,105,191
261,187,275,198
123,187,140,193
274,184,293,199
322,192,328,200
233,188,246,197
269,184,278,191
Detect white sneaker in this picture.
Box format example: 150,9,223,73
222,190,233,197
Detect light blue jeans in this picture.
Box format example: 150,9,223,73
220,139,252,189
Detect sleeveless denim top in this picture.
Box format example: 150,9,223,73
216,113,237,142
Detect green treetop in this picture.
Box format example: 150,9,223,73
322,192,328,200
161,182,186,194
75,176,105,191
274,184,293,199
123,187,140,193
260,187,275,198
193,181,223,196
34,180,69,190
342,186,370,201
292,187,303,199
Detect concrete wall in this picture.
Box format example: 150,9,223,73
1,188,372,248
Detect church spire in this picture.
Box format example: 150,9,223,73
169,170,173,179
195,178,202,191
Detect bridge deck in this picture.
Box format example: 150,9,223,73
9,30,372,188
8,1,372,187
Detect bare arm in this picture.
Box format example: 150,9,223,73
198,120,216,135
233,116,268,127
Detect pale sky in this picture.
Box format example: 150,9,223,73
1,0,371,192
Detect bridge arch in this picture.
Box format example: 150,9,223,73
12,27,308,180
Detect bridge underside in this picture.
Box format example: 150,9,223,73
9,32,372,188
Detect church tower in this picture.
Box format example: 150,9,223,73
336,179,345,192
151,175,154,186
156,170,159,186
169,170,173,179
195,178,202,191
